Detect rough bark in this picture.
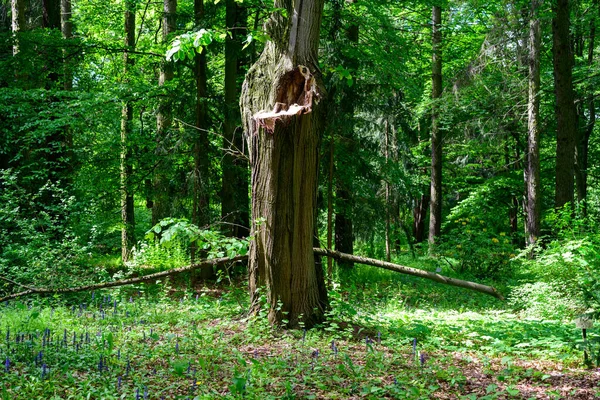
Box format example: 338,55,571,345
152,0,177,226
241,0,328,328
120,0,136,263
552,0,576,209
575,0,596,212
190,0,212,281
525,0,541,247
429,4,443,246
334,0,358,269
221,0,250,238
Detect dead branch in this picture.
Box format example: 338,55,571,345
0,255,248,302
0,249,504,302
314,248,504,300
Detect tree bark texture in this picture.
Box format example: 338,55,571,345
552,0,576,209
429,5,443,246
191,0,211,279
152,0,177,226
241,0,328,328
526,0,541,246
120,0,136,263
333,0,358,268
575,0,596,211
221,0,250,238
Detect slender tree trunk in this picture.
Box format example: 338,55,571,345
241,0,329,328
429,4,443,246
120,0,136,263
221,0,249,238
384,120,391,261
526,0,541,246
191,0,211,274
61,0,72,90
11,0,25,55
552,0,576,209
413,194,429,243
575,0,596,213
334,0,358,269
152,0,177,226
326,138,334,280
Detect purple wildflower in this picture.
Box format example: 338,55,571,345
135,388,140,400
41,363,47,379
412,338,417,355
419,352,426,366
4,357,9,372
117,376,122,390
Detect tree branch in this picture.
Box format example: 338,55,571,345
314,248,504,300
0,255,248,302
0,249,504,302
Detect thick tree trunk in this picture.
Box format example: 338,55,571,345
526,0,541,247
221,0,249,238
429,4,443,246
152,0,177,226
552,0,576,209
241,0,328,328
120,0,136,263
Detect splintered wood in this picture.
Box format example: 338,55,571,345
253,65,319,133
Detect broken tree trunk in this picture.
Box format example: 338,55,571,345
1,249,503,303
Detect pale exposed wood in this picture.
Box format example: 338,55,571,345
314,248,505,300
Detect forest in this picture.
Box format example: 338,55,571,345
1,0,600,398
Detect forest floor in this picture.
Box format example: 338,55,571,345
1,268,599,399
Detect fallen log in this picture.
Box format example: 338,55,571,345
0,255,248,302
313,248,504,300
0,249,503,302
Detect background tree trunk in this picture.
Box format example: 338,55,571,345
191,0,211,278
429,4,443,246
11,0,25,55
221,0,249,238
241,0,328,328
334,0,358,269
552,0,576,209
526,0,541,247
120,0,136,263
43,0,60,29
152,0,177,226
61,0,72,90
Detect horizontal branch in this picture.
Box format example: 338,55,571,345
1,249,504,303
314,248,504,300
0,255,248,303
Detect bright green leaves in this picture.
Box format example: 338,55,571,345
166,29,215,62
146,218,249,260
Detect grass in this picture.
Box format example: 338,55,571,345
1,267,599,399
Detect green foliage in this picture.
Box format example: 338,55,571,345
437,176,520,277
